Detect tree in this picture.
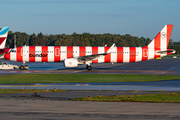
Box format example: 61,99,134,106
5,30,180,54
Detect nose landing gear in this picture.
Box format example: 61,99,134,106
19,65,29,70
86,65,92,71
19,62,29,70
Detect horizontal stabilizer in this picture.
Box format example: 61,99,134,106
156,49,176,54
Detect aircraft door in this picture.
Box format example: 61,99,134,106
55,48,60,56
143,48,148,57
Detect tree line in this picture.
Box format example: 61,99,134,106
6,31,179,54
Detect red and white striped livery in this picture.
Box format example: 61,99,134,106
4,25,175,70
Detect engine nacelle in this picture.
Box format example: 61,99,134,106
64,58,78,67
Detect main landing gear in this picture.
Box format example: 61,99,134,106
86,65,92,71
19,62,29,70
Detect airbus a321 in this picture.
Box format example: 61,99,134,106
4,25,175,70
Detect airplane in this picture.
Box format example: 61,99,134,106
0,27,10,56
4,25,175,70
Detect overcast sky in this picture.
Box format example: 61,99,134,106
1,0,180,41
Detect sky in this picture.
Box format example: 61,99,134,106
1,0,180,42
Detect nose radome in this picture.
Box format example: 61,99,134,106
4,52,10,60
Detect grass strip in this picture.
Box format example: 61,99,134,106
0,89,67,94
73,93,180,103
0,74,179,83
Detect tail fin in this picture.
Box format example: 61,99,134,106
0,27,9,49
145,25,174,59
148,25,173,50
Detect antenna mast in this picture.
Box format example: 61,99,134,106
14,35,16,48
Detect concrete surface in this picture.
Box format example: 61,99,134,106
0,100,180,120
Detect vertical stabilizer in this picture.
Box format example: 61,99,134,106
146,25,174,59
0,27,9,49
148,25,173,50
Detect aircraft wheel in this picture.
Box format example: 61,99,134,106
86,65,92,71
20,65,25,70
20,65,29,70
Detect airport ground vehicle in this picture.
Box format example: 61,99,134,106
0,62,19,70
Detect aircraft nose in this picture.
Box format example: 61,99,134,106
4,52,10,60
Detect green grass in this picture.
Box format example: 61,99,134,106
0,88,180,103
164,54,180,58
0,89,67,94
73,93,180,103
0,74,179,83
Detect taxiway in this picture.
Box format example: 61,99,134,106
1,58,180,75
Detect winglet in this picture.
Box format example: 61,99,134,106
106,43,116,54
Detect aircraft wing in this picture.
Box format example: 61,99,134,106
77,53,107,62
77,43,116,62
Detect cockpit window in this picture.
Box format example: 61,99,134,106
10,50,16,52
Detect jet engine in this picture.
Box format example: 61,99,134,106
64,58,78,67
